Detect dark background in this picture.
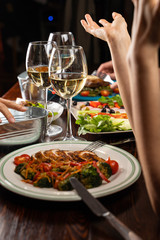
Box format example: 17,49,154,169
0,0,133,96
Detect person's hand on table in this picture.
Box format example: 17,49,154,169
0,98,27,123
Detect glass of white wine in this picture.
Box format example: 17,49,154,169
48,32,75,107
49,45,88,141
25,41,62,137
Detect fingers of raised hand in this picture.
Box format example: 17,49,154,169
84,14,99,27
81,14,100,33
99,19,109,26
112,12,127,26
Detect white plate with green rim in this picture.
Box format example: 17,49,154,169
0,141,141,201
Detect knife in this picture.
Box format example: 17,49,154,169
70,177,142,240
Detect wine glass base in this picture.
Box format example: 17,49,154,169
53,135,86,141
46,125,62,137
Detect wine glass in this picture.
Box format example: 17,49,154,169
48,32,75,46
48,32,75,107
25,41,62,137
49,45,88,141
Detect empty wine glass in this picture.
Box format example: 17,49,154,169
49,45,88,141
48,32,75,46
48,32,75,107
26,41,62,137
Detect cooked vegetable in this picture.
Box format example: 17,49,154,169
57,173,79,191
34,173,53,188
13,149,119,191
20,168,35,180
80,164,102,189
14,163,26,174
97,162,112,179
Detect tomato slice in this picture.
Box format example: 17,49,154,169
100,90,110,97
80,91,90,97
114,102,120,108
89,101,102,108
14,154,31,165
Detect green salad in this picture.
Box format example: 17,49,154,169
76,113,131,135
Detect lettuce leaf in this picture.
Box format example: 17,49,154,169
76,114,131,135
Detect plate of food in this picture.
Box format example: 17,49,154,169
0,141,141,201
72,95,132,135
73,75,119,101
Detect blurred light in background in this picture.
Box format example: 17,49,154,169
48,16,54,21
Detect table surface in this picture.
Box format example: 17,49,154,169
1,82,159,240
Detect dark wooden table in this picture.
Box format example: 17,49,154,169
1,83,159,240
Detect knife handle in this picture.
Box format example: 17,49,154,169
103,212,142,240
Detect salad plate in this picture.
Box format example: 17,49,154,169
71,101,132,135
0,141,141,201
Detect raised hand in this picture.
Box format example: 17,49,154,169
81,12,130,45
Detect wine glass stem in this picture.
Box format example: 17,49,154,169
44,88,48,110
66,98,74,139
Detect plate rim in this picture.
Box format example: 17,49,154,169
0,141,141,201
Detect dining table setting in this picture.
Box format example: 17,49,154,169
0,81,159,240
0,33,159,240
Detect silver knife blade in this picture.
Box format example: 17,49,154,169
70,177,142,240
70,177,107,217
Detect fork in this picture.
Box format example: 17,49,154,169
83,140,106,151
83,138,135,152
91,70,115,84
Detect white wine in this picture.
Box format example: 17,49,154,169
61,55,74,69
50,73,87,99
50,55,74,70
27,66,51,88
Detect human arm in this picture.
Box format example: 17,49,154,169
81,13,134,129
0,98,27,123
127,0,160,214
